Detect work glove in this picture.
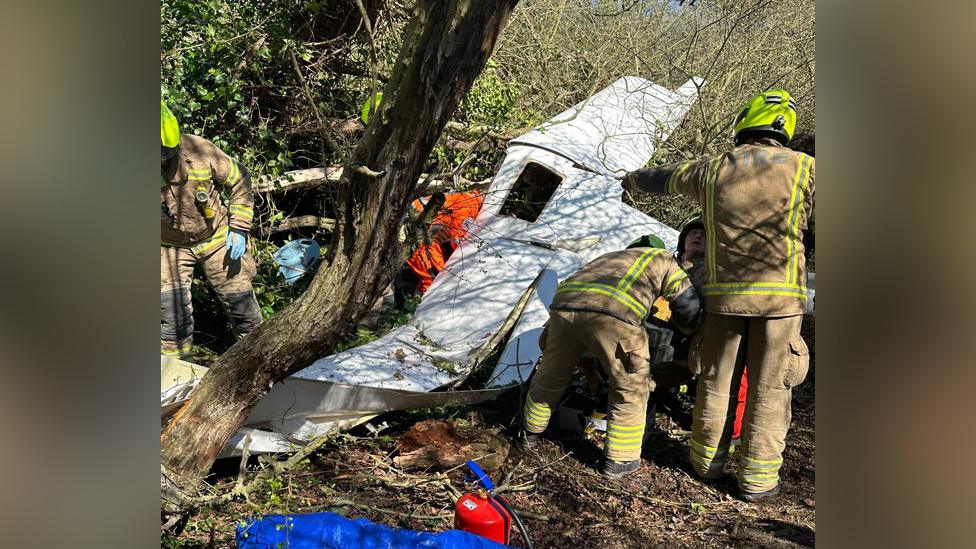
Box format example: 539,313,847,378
226,230,248,260
614,171,634,193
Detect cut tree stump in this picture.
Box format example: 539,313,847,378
394,419,510,471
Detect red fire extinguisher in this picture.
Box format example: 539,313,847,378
455,460,533,548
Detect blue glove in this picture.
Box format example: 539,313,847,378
226,230,247,260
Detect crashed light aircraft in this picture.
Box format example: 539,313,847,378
161,76,815,457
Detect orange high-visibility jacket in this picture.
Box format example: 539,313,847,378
406,191,484,292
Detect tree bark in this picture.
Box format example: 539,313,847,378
161,0,520,483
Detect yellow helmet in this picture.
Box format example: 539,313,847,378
161,100,181,160
733,89,796,146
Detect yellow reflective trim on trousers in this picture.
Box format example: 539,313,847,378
556,282,647,318
190,225,230,254
740,462,781,472
664,270,689,297
606,440,642,450
524,395,551,429
742,471,779,478
741,474,779,484
607,431,644,440
617,248,666,293
526,394,547,410
667,161,692,195
607,424,644,446
690,438,727,458
607,423,644,432
525,406,549,421
690,439,727,475
740,456,782,467
704,156,722,283
740,455,783,465
786,155,812,284
607,433,643,443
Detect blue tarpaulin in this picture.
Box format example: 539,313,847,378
236,512,512,549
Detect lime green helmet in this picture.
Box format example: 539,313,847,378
733,89,796,146
627,233,666,250
161,100,181,161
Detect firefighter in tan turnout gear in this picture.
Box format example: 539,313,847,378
621,90,814,501
520,245,702,478
160,101,263,358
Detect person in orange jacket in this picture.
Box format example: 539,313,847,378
402,191,484,294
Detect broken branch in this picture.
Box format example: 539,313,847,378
353,164,386,178
264,215,337,236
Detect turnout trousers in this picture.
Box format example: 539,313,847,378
688,313,809,494
522,309,654,462
160,240,262,358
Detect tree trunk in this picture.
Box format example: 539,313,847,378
161,0,520,483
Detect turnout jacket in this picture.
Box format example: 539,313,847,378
161,134,254,253
552,247,700,333
623,138,815,317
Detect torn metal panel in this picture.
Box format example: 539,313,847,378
510,76,703,175
160,357,208,416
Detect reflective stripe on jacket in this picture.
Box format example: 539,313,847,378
161,134,254,249
625,138,814,316
552,247,694,326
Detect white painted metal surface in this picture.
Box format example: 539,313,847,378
510,76,703,175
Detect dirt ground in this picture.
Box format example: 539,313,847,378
165,319,814,548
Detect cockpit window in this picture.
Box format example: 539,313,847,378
498,163,562,222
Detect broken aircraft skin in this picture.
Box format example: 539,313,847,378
162,76,724,456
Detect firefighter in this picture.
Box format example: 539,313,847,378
160,101,263,358
519,245,702,478
676,217,706,285
620,90,814,501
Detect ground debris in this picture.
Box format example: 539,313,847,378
163,345,815,549
393,419,510,471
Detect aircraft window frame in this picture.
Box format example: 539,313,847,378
498,161,564,223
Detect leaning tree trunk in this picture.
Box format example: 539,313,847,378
161,0,520,482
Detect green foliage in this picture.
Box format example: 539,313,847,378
458,60,521,128
266,475,284,506
398,404,473,426
161,0,303,176
432,357,459,375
